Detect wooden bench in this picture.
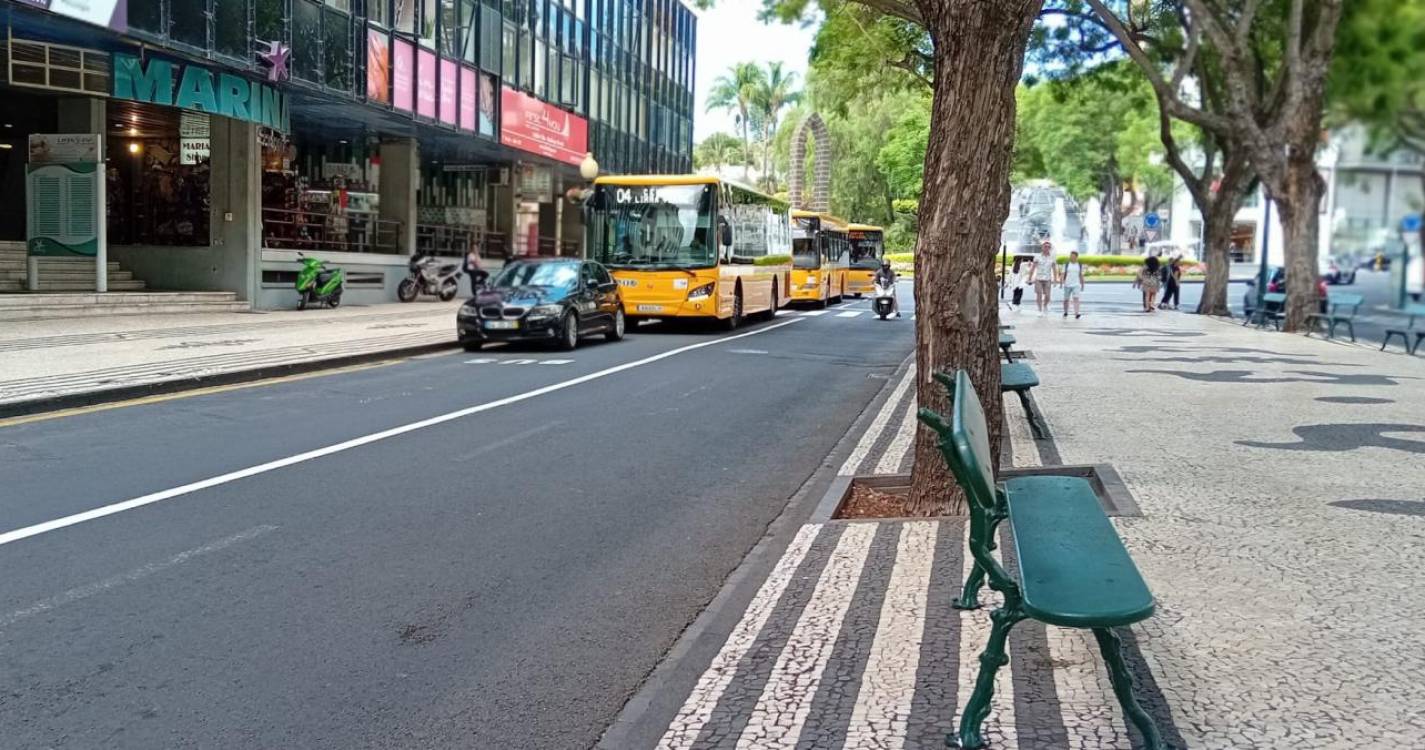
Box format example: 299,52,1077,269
998,333,1017,362
1382,304,1425,355
918,370,1165,750
1243,292,1286,329
1000,361,1046,439
1305,292,1364,341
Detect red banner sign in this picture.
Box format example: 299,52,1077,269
499,88,588,166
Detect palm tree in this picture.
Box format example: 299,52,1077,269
694,132,745,174
753,62,802,192
706,62,766,181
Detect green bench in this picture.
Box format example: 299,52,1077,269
918,371,1165,750
998,333,1017,362
1243,292,1286,329
1000,361,1046,439
1382,304,1425,355
1305,292,1364,341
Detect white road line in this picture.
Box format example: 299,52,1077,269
873,399,920,475
0,319,803,548
839,364,916,476
844,522,937,749
800,310,830,317
734,523,876,749
0,525,278,630
836,311,864,318
657,524,822,750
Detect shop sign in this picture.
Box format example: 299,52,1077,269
15,0,126,32
180,138,210,164
393,39,414,112
111,52,290,134
439,59,458,126
417,49,437,119
500,88,588,166
517,164,553,202
26,134,102,257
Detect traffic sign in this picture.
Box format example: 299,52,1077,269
1144,212,1161,230
1402,213,1421,233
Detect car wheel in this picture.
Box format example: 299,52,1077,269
606,308,626,341
462,340,483,352
560,312,580,351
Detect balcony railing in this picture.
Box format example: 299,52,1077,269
262,208,402,254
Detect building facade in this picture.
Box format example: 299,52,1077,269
0,0,695,311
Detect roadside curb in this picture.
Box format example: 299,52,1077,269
0,339,461,420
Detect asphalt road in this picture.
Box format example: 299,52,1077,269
0,291,914,749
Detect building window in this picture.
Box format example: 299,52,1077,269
324,6,353,90
370,0,391,26
257,0,286,43
459,0,478,63
294,0,323,81
481,5,502,72
396,0,417,33
502,22,517,83
421,0,439,47
128,0,164,35
172,1,208,48
212,0,250,58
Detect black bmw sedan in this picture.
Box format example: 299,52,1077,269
457,258,626,351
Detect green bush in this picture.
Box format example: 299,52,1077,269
997,253,1199,268
754,254,792,266
885,252,914,264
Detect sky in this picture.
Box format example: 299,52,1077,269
690,0,819,143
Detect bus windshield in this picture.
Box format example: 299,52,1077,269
792,238,820,269
588,183,717,270
850,233,884,270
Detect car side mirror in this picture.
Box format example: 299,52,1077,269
720,222,733,248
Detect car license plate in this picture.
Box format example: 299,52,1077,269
637,304,663,313
484,320,519,330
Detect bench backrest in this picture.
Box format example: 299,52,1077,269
1329,292,1364,314
915,370,998,516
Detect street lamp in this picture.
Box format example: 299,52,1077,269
579,152,599,182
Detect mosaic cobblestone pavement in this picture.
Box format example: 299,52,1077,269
650,306,1425,750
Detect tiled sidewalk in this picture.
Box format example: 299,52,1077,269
0,301,460,410
645,309,1425,749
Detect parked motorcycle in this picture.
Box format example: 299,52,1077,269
872,280,896,319
398,254,461,302
296,253,344,310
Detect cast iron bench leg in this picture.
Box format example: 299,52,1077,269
1414,333,1425,355
1344,319,1356,342
1017,390,1048,439
955,604,1026,750
1093,628,1168,750
1382,330,1405,351
954,511,1004,610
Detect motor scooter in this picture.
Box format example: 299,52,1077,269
296,253,344,309
872,280,896,319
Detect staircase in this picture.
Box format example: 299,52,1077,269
0,242,146,292
0,242,250,320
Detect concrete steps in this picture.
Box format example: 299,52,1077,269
0,248,148,292
0,292,250,321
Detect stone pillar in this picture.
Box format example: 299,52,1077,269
209,117,262,301
379,138,419,254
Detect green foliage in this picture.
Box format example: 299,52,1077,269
694,132,747,172
754,254,793,266
706,62,768,173
1012,61,1180,202
1330,0,1425,151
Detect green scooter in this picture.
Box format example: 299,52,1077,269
296,253,344,310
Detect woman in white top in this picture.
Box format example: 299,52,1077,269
1059,250,1086,319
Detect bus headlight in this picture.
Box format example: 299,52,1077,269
687,282,715,300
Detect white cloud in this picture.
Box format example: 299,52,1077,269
691,0,818,143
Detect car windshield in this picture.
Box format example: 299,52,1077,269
493,262,580,293
587,183,717,269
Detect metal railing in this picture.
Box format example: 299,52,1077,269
416,223,478,257
262,208,402,254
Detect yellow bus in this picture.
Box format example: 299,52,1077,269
846,224,886,297
586,175,792,328
790,210,851,308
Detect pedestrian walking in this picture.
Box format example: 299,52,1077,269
1160,254,1183,309
1134,255,1162,312
464,242,488,296
1060,250,1086,319
1010,257,1030,310
1031,240,1056,316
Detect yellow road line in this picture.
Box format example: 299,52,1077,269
0,359,402,430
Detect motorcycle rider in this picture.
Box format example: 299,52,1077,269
874,259,902,318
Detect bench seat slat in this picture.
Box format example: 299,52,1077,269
1001,362,1039,390
999,333,1016,347
1004,475,1155,628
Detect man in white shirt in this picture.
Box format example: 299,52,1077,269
1060,250,1086,319
1029,240,1057,315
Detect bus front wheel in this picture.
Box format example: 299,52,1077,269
723,290,743,330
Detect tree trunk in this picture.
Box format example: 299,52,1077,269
1277,160,1326,331
1196,156,1251,316
1109,181,1124,254
906,0,1043,517
740,106,752,182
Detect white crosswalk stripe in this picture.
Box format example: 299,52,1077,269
836,311,864,318
799,310,830,317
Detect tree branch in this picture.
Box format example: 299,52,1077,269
851,0,922,27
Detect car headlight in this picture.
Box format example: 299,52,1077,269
458,306,480,318
528,304,564,318
687,282,715,300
